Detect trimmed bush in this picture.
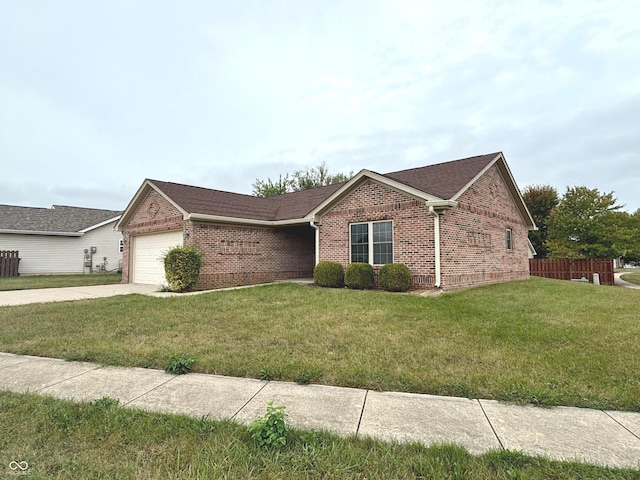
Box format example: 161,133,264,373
164,245,203,292
314,261,344,288
379,263,413,292
345,262,374,290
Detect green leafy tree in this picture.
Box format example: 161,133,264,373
251,174,294,198
522,184,559,258
252,162,352,197
607,209,640,266
546,186,623,258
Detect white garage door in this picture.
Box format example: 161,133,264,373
132,231,183,285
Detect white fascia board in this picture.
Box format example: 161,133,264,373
187,213,312,227
0,229,83,237
78,216,121,233
309,169,444,217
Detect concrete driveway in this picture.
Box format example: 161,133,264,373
0,283,158,307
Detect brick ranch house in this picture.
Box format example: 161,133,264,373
116,152,536,290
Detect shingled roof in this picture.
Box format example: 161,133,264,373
120,152,534,228
383,152,498,200
0,204,122,234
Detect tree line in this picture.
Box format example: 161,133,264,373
523,185,640,264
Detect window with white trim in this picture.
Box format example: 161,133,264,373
350,220,393,264
506,228,513,251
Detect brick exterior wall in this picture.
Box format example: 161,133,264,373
319,179,437,287
319,166,530,290
121,190,186,283
123,164,530,291
186,223,314,289
439,164,530,289
122,189,314,289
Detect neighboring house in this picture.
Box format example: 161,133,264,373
0,204,123,275
116,152,536,290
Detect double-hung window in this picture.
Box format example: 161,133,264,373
350,220,393,264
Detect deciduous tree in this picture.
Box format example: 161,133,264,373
252,162,352,197
522,184,559,258
546,186,623,258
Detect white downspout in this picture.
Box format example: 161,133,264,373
310,220,320,265
428,206,441,288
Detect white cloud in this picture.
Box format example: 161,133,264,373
0,0,638,211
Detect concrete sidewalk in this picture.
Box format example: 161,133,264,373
1,353,638,469
615,272,640,289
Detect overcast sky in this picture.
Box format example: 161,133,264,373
2,1,639,213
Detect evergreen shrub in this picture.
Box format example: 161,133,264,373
163,245,203,292
313,261,344,288
345,262,374,290
379,263,413,292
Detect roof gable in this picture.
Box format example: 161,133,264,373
117,152,535,229
383,153,499,200
0,204,122,235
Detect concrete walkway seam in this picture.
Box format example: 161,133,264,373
120,373,179,408
231,379,271,421
354,389,369,438
477,399,505,450
605,410,640,442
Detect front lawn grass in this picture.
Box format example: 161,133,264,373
0,273,122,291
0,277,639,411
1,391,636,479
621,271,640,285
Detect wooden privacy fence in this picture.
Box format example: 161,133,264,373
0,250,20,277
529,258,614,286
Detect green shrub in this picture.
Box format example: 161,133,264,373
345,262,374,290
163,245,203,292
379,263,413,292
313,261,344,288
248,402,288,448
165,353,196,375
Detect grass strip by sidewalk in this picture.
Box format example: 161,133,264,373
0,391,636,479
0,277,639,411
0,273,122,291
621,272,640,285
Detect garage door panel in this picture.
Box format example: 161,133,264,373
132,231,183,285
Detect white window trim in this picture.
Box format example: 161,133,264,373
506,228,513,251
349,220,393,265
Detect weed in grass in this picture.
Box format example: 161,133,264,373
164,353,196,375
247,402,288,448
295,365,323,385
90,396,120,408
258,366,283,381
